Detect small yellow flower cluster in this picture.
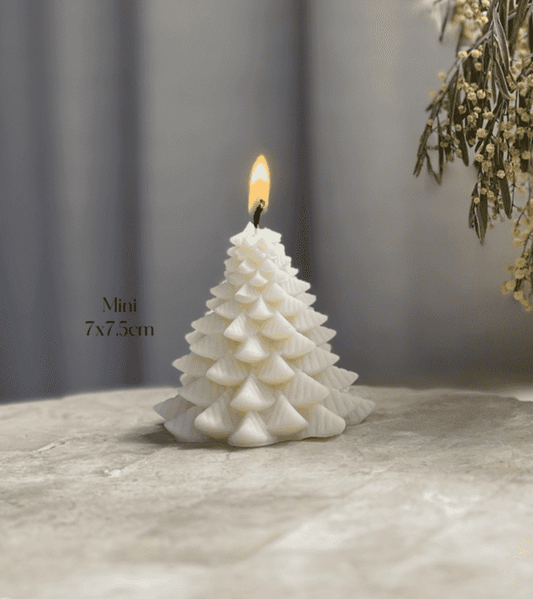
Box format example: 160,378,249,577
416,2,533,312
502,210,533,311
453,0,489,39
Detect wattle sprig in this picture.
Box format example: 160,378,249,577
415,0,533,310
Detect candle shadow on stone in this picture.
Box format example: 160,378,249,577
118,424,177,447
120,422,340,450
119,424,240,450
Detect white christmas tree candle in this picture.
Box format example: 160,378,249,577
155,156,375,447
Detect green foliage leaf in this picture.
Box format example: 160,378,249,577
493,7,511,73
478,193,488,241
456,126,469,166
438,129,444,180
426,152,441,184
414,0,533,310
493,53,513,98
447,73,459,135
439,0,455,43
499,175,513,217
509,0,530,53
468,188,480,239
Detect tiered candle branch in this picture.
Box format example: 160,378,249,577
415,0,533,311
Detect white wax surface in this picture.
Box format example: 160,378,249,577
155,221,373,447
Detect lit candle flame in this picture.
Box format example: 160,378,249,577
248,155,270,214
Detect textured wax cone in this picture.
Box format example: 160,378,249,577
190,333,236,360
234,283,260,303
234,335,270,362
322,389,367,418
172,353,214,377
230,374,276,412
256,353,295,384
248,270,269,287
248,247,268,265
210,281,234,300
237,259,256,276
232,246,247,260
214,299,242,320
279,332,316,359
205,297,224,311
260,312,296,339
192,312,230,334
154,395,191,420
157,222,373,447
344,391,376,425
194,393,235,439
278,294,307,316
304,326,336,346
282,370,329,407
179,376,225,407
206,354,248,386
227,272,248,287
223,311,257,341
179,373,197,386
257,256,278,275
228,411,274,447
279,277,310,295
248,296,275,319
224,256,240,272
262,282,288,303
296,404,346,439
266,268,290,284
291,308,328,332
289,347,340,376
185,330,204,345
298,292,317,306
268,394,308,436
165,406,209,442
314,366,359,390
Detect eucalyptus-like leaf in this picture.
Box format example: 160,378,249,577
414,124,433,176
414,0,533,308
500,175,513,217
490,54,498,99
426,153,441,184
482,38,490,73
447,73,459,135
493,57,513,99
509,0,530,54
468,196,480,239
456,127,469,166
500,0,509,36
438,126,444,180
493,8,511,73
478,194,488,242
439,0,455,42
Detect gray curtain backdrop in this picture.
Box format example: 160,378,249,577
0,0,531,402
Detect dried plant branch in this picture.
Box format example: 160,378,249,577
415,0,533,311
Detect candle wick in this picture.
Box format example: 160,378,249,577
253,199,265,233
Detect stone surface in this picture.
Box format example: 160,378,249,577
1,386,533,599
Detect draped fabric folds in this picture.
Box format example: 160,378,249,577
1,0,531,402
0,1,144,400
0,0,306,401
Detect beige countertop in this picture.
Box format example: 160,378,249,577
1,385,533,599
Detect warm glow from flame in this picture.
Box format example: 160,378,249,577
248,155,270,214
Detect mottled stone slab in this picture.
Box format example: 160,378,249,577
1,386,532,599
